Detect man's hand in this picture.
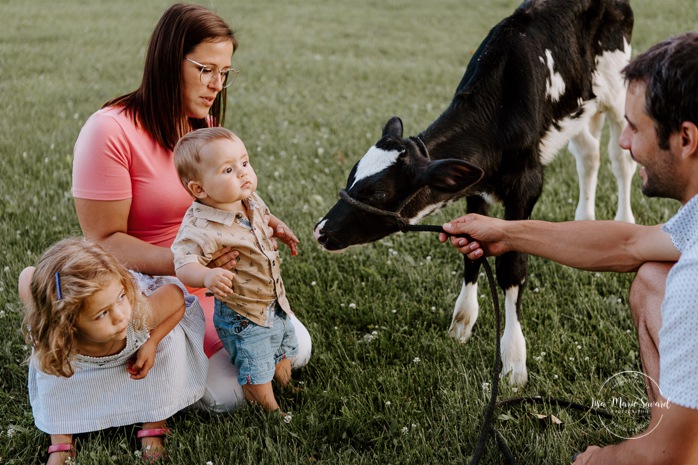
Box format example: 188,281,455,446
572,446,601,464
439,214,511,260
204,267,235,298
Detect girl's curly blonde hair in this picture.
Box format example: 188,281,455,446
22,238,148,377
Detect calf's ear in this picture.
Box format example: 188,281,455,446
420,159,484,192
382,116,404,139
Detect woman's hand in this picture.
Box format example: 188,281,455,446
206,246,239,271
273,221,299,256
265,214,299,256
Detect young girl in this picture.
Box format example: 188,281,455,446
18,239,208,464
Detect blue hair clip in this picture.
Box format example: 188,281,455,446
55,271,63,300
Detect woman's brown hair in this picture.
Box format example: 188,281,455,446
104,3,238,150
22,239,148,378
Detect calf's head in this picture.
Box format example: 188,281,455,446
314,116,483,252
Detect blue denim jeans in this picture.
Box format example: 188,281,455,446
214,300,298,386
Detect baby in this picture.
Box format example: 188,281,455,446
172,127,300,413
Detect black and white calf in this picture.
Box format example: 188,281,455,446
313,0,635,385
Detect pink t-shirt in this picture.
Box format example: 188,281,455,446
72,107,192,247
72,106,221,356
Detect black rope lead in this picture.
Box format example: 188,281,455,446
400,223,611,465
400,224,506,464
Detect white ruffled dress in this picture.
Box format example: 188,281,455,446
27,274,209,434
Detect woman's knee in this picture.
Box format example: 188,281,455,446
290,315,312,369
198,349,245,413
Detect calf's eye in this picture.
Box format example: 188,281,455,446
372,191,388,202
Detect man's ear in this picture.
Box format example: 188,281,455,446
187,180,207,199
680,121,698,160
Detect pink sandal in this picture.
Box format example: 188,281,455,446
48,443,75,462
137,427,170,463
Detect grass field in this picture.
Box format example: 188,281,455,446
1,0,696,463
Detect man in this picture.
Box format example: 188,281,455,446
440,32,698,464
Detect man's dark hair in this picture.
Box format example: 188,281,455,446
623,32,698,149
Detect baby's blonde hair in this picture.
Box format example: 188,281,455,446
22,238,148,378
174,127,240,196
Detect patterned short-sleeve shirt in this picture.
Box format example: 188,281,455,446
171,193,291,327
660,194,698,409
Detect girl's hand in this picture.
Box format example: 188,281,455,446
206,246,239,271
273,221,300,256
128,340,157,379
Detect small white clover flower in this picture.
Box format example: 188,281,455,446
349,303,357,309
283,412,293,423
385,401,392,406
401,426,409,434
554,375,559,379
7,428,16,438
207,461,214,465
413,357,421,363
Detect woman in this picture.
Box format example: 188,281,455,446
71,2,311,412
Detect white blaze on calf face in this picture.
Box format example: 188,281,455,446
540,49,566,102
349,146,402,190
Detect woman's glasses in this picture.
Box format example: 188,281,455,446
186,58,238,89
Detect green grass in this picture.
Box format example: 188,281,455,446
1,0,695,463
